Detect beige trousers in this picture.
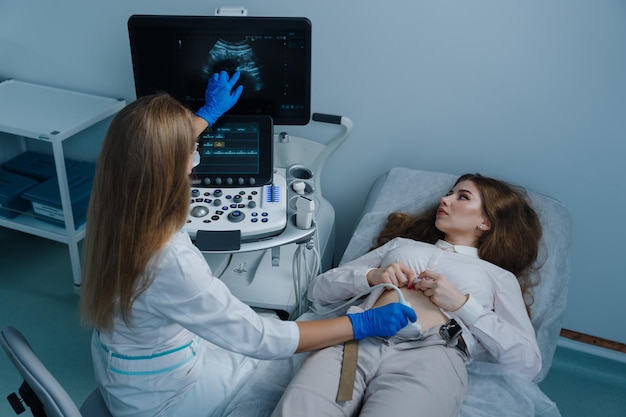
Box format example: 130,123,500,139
272,328,468,417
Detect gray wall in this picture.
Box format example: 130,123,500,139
1,0,625,344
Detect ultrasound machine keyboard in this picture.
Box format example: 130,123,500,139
185,172,288,243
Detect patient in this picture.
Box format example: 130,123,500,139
271,173,543,417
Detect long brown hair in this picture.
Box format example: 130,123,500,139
374,173,543,314
80,94,196,330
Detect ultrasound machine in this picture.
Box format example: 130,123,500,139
128,11,351,318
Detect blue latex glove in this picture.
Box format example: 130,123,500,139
347,303,417,340
195,70,244,126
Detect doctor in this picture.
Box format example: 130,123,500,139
79,71,416,417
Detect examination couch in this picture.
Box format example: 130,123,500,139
219,167,572,417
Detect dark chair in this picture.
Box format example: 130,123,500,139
1,325,113,417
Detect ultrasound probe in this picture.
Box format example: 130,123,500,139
312,283,422,338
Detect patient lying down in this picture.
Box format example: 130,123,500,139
272,173,543,417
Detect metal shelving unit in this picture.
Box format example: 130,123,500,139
0,79,125,291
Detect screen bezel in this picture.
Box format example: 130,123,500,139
128,14,312,126
191,114,274,187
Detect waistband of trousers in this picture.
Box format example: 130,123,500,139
384,319,469,359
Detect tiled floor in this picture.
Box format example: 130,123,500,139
1,228,625,416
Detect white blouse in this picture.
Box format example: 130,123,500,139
308,237,541,380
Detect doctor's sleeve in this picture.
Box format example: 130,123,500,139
148,242,300,360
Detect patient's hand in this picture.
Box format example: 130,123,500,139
413,269,467,312
367,262,416,289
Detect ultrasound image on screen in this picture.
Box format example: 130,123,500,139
202,39,265,93
128,16,311,125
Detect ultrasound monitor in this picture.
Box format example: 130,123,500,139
191,115,273,187
128,14,312,125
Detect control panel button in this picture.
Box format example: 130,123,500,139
227,210,245,223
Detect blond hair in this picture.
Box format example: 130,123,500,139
80,94,196,330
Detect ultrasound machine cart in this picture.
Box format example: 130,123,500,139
190,114,351,319
128,12,349,318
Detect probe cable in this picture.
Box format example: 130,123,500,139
310,283,407,317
